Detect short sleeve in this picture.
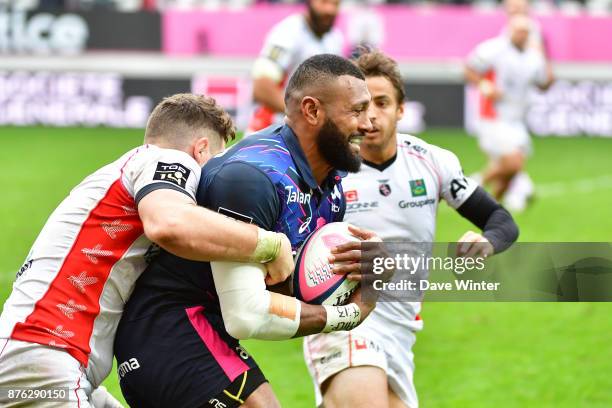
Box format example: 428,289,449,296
199,162,280,230
123,147,200,205
434,147,478,209
258,17,299,74
467,39,498,74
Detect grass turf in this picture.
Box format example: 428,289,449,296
0,126,611,407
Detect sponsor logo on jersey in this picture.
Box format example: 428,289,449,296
347,201,379,212
378,180,392,197
319,350,342,365
298,216,312,234
409,179,427,197
353,338,383,353
398,198,436,209
450,176,468,200
411,144,427,154
16,259,33,279
153,162,191,188
285,185,311,205
345,190,359,202
208,398,228,408
118,357,141,378
331,185,342,201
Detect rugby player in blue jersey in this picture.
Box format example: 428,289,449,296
114,54,382,408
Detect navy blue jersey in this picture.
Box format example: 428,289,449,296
121,124,346,317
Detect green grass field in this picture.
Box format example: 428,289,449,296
1,126,611,407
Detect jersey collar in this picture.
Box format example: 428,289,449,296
362,153,397,172
281,124,347,190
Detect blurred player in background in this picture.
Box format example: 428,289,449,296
114,54,382,408
466,15,554,211
304,50,519,408
0,94,293,408
249,0,343,132
500,0,549,210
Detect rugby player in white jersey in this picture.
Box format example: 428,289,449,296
0,94,294,407
249,0,343,132
466,15,554,210
304,51,519,408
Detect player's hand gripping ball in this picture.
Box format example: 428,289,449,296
293,222,360,306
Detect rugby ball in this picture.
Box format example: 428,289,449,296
293,222,360,306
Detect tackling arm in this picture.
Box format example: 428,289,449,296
138,189,292,284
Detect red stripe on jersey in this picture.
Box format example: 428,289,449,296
479,70,497,120
11,179,144,366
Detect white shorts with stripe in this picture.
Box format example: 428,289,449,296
304,311,419,408
0,339,93,407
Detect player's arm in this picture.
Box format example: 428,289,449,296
252,73,286,113
435,148,519,257
465,42,503,101
212,262,372,340
535,60,555,91
138,189,289,271
252,41,293,113
205,163,373,340
455,187,519,258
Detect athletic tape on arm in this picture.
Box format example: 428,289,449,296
210,261,300,340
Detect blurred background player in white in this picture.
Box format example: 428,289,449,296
249,0,343,133
304,50,519,408
466,15,554,211
0,94,293,408
500,0,547,211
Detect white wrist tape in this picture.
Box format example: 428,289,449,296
211,261,300,340
323,303,362,333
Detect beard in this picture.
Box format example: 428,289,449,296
316,118,362,173
308,5,335,36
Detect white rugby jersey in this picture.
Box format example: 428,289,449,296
343,134,477,330
249,13,344,131
468,36,548,123
0,145,200,387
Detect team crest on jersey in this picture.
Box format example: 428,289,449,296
153,162,190,188
409,179,427,197
378,180,392,197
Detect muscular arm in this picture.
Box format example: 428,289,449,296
138,189,259,262
456,186,519,253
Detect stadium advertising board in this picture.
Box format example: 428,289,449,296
0,8,161,54
465,80,612,138
163,5,612,62
0,72,187,127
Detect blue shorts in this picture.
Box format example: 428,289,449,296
114,305,266,408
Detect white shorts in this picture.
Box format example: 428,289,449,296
477,120,532,159
0,338,93,407
304,314,419,408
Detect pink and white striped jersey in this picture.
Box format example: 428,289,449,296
0,145,200,387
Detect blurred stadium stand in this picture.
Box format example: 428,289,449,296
0,1,611,134
2,0,611,13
